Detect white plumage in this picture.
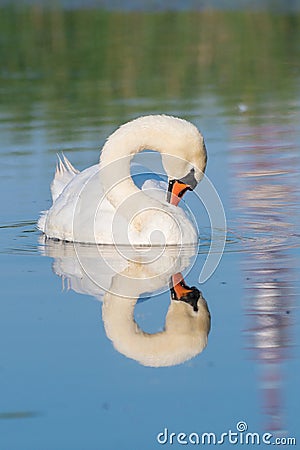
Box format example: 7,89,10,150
38,115,207,245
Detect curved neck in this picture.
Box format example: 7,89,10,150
101,266,210,367
99,119,167,211
102,293,209,367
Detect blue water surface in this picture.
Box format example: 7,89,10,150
0,6,300,450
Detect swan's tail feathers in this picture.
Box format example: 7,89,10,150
50,153,80,202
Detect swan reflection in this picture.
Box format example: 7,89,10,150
40,239,211,367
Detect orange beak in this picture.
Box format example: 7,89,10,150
169,273,201,312
167,180,191,206
170,273,193,299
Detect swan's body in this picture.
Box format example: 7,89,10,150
41,240,210,367
38,115,207,245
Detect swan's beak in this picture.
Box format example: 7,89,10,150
169,273,201,312
167,180,191,206
167,168,197,206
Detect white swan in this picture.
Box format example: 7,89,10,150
41,239,211,367
38,115,207,245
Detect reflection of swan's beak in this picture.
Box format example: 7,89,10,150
170,272,201,312
167,168,197,206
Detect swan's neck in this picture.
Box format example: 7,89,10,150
99,119,167,214
102,293,208,367
101,266,209,367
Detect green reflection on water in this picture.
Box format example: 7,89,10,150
0,411,41,420
1,6,300,125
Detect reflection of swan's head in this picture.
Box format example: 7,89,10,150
103,272,211,368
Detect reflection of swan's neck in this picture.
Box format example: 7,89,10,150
102,287,210,368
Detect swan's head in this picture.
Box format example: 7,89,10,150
157,116,207,206
169,272,209,317
122,115,207,206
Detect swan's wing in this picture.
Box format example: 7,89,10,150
141,179,168,202
141,179,167,191
51,154,80,202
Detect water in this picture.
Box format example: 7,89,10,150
0,5,300,450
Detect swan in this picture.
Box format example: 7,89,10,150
40,239,211,367
38,115,207,245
